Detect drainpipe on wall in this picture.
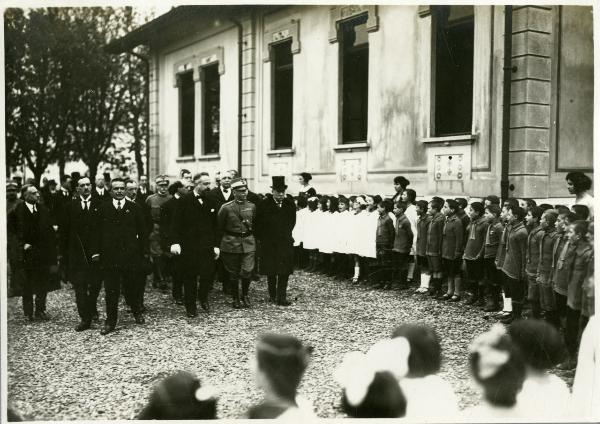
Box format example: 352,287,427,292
500,5,514,201
229,16,244,175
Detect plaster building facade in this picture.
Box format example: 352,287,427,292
109,5,593,200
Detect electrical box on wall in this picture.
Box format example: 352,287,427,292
335,150,368,194
426,144,472,195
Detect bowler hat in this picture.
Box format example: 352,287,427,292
270,176,288,191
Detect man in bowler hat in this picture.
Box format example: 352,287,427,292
256,176,296,305
217,178,257,308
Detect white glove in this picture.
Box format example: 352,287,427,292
170,244,181,255
213,247,220,259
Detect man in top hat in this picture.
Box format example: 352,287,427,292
256,176,296,306
145,175,172,291
217,177,257,309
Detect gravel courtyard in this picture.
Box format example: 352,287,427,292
7,271,574,420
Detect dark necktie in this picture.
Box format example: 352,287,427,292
83,200,89,211
117,201,122,210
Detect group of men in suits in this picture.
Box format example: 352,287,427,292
8,169,298,335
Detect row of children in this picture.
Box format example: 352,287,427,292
293,191,594,370
45,318,593,420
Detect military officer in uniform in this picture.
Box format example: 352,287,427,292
218,178,256,309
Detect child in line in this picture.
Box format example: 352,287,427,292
500,205,528,324
414,200,431,294
535,209,560,328
440,200,464,301
392,201,414,289
373,200,395,287
401,189,418,286
482,204,503,312
425,197,445,297
462,202,487,306
559,220,593,370
524,206,544,318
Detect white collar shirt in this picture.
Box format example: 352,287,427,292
112,198,124,210
80,196,91,210
25,202,37,214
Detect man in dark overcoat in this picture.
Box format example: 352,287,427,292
8,184,57,321
91,178,148,335
256,176,296,306
170,173,219,317
59,176,102,331
207,170,233,293
125,179,151,313
160,180,189,305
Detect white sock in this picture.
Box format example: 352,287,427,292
407,262,416,280
420,273,431,289
353,266,360,279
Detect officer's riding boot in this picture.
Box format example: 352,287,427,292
241,279,252,308
231,277,241,309
267,275,277,303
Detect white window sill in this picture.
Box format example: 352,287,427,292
266,148,295,157
421,134,478,145
175,155,195,163
332,142,371,153
198,154,220,161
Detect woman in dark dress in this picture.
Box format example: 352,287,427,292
298,172,317,198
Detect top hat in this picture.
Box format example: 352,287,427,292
270,176,288,191
230,177,248,190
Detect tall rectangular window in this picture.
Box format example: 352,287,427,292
202,64,220,155
272,40,294,150
179,71,195,156
433,6,474,136
340,14,369,144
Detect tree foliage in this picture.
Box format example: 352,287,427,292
4,7,149,182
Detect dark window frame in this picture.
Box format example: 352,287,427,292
339,13,370,145
271,39,294,150
178,70,195,157
201,63,221,155
431,6,475,137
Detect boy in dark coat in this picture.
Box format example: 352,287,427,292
524,206,544,318
440,200,464,300
482,204,503,311
392,201,414,289
414,200,431,294
462,202,487,306
500,205,528,324
425,197,445,297
536,209,560,327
